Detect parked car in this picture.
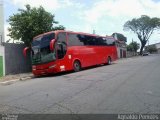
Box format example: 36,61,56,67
142,52,149,56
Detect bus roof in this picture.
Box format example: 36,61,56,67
33,30,116,40
33,31,55,40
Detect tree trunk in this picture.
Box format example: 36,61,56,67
139,42,146,55
140,46,144,55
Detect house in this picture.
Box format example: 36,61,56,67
116,40,127,58
145,42,160,54
112,33,127,58
155,42,160,54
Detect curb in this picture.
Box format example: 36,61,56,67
19,76,33,81
0,76,33,86
0,79,19,85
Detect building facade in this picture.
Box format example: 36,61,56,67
145,42,160,54
112,33,127,58
0,1,5,76
155,42,160,54
0,1,4,44
116,41,127,58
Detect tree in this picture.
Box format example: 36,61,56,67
127,41,140,53
124,15,160,55
145,45,157,53
131,41,140,53
127,44,133,52
112,33,127,42
7,4,65,46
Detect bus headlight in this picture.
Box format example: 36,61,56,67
32,66,36,70
49,65,56,69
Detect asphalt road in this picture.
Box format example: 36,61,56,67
0,54,160,114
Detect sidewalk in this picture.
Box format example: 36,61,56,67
0,73,33,85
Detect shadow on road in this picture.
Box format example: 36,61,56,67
34,63,117,79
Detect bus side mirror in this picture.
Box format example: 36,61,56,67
23,47,29,57
50,39,55,51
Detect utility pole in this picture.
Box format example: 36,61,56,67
93,30,95,34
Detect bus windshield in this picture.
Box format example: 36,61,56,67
32,33,56,65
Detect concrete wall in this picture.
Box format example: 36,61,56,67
0,45,4,56
116,42,127,59
157,48,160,54
0,2,4,44
127,51,138,58
0,1,5,76
5,43,32,75
155,43,160,54
117,47,127,58
0,45,4,76
155,43,160,49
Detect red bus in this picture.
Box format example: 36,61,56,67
24,30,118,76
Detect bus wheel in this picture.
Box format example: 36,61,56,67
73,60,81,72
107,57,112,65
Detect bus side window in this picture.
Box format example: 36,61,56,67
57,32,67,59
96,37,107,46
107,38,115,46
68,33,84,46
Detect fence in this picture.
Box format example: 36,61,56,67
127,51,138,57
5,43,32,75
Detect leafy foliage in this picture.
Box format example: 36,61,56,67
145,45,157,53
7,4,65,46
127,41,140,53
112,33,127,42
124,15,160,55
127,44,133,52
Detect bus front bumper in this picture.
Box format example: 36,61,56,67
32,65,58,76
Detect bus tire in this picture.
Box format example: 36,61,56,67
73,60,81,72
107,57,112,65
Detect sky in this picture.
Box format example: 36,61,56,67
3,0,160,44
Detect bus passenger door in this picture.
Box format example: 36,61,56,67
56,32,70,72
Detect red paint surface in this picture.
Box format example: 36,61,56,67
31,31,118,76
